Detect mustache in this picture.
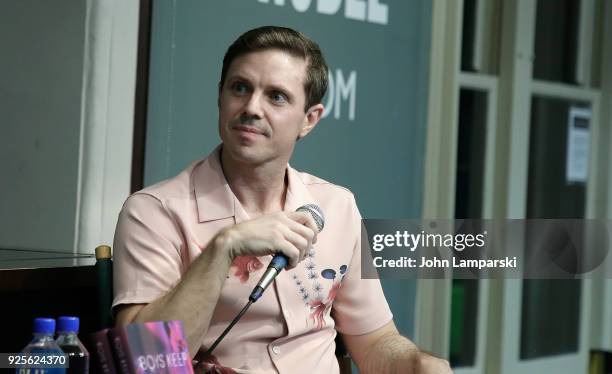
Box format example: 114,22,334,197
229,116,271,136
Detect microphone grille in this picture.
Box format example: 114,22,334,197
297,204,325,233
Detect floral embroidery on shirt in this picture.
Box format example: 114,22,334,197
308,278,343,330
230,256,263,283
326,280,342,305
191,238,263,283
292,254,348,330
308,298,331,330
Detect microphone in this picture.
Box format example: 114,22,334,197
249,204,325,302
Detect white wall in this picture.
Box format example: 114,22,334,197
0,0,85,252
0,0,139,258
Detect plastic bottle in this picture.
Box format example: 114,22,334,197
17,317,66,374
55,316,89,374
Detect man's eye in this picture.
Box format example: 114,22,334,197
231,82,248,94
270,92,287,104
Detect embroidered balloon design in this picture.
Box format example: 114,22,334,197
321,269,336,280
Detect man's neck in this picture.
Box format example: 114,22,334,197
220,149,288,217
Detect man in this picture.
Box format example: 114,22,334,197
113,26,452,374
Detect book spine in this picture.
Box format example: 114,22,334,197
90,328,118,374
108,326,136,374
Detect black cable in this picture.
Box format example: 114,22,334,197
203,299,254,357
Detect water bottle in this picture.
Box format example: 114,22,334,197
17,317,66,374
55,317,89,374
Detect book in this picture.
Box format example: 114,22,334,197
90,328,118,374
105,321,193,374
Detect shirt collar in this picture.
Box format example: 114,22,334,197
193,145,316,223
284,163,316,213
193,145,235,223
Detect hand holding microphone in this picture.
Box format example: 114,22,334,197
204,204,325,357
250,204,325,301
221,204,324,269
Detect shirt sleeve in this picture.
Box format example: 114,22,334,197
331,195,393,335
112,193,185,310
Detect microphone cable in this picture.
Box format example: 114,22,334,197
203,298,253,357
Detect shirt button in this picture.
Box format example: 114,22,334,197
271,345,281,355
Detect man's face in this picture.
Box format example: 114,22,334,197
218,49,322,166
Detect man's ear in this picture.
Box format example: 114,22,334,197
217,82,223,108
298,103,324,139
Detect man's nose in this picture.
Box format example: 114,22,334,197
243,92,264,119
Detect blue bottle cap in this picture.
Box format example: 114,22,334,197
33,318,56,334
57,316,80,333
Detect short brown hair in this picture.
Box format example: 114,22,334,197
219,26,328,111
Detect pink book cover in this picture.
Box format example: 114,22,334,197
108,321,193,374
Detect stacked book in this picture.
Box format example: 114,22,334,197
91,320,193,374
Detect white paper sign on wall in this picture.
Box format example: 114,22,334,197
565,107,591,183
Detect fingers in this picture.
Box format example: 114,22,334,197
281,214,317,264
270,220,311,266
223,211,318,268
286,211,318,244
271,238,301,268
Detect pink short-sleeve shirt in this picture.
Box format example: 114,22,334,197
112,147,393,373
